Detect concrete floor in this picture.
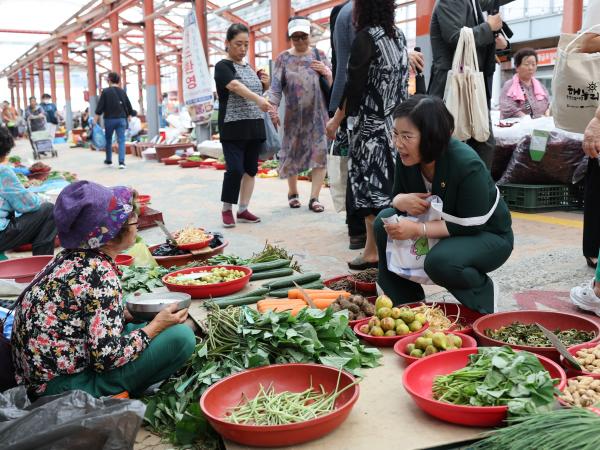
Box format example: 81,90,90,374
10,139,598,448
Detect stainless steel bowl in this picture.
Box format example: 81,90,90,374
125,292,192,321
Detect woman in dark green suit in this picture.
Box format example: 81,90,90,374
374,95,513,313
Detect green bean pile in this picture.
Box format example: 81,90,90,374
225,376,358,426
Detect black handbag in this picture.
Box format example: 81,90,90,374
313,48,331,106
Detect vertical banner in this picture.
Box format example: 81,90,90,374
183,10,213,124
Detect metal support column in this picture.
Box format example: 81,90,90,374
137,63,144,115
563,0,583,33
194,0,208,60
61,42,73,133
109,9,122,75
416,0,435,86
85,32,98,115
176,52,184,108
144,0,159,138
37,60,45,97
28,64,35,99
9,81,15,106
48,52,57,101
270,0,291,58
248,31,256,68
16,79,21,110
21,69,27,109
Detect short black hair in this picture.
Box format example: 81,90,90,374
42,93,51,99
514,48,538,68
130,110,137,117
29,96,36,101
0,126,15,160
107,72,120,84
226,23,249,41
393,95,454,163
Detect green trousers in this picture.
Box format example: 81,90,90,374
374,208,513,314
43,323,195,398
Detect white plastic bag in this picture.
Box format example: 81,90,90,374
327,142,348,213
384,188,500,284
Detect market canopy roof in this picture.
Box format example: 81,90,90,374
0,0,336,80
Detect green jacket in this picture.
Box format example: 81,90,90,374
392,138,512,237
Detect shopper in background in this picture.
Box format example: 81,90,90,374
24,96,46,133
94,72,133,170
40,93,61,140
127,110,143,142
1,101,19,138
326,0,409,270
0,126,57,255
160,93,169,128
268,16,331,212
329,0,366,249
428,0,514,169
215,23,271,228
499,48,549,119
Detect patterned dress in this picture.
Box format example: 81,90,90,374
345,27,409,214
11,250,149,394
268,50,331,178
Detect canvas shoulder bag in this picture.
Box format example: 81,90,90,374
552,24,600,134
444,27,490,143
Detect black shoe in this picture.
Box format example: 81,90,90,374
104,160,113,165
586,256,598,269
349,234,366,250
348,256,378,270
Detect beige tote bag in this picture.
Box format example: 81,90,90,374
444,27,490,142
552,24,600,134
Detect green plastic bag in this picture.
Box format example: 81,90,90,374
126,237,158,267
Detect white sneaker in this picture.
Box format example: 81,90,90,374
118,164,126,170
491,277,500,313
571,278,600,315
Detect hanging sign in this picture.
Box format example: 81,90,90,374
182,10,213,124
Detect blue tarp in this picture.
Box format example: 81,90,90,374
28,179,69,193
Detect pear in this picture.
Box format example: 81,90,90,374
396,323,410,336
425,345,438,356
384,330,397,337
409,320,423,332
406,343,416,354
377,307,392,319
414,313,427,325
410,348,424,358
375,295,393,311
391,307,402,319
432,332,448,350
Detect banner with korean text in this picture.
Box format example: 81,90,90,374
182,10,213,124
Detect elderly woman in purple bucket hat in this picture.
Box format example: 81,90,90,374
10,180,195,398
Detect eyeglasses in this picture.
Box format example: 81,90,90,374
291,34,309,42
395,133,418,144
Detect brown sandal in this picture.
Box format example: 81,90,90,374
309,198,324,213
288,194,301,208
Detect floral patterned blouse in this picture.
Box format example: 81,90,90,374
11,250,150,394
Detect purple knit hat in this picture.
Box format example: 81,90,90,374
54,180,134,249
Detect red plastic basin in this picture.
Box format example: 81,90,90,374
394,331,478,366
0,256,53,283
347,276,376,294
404,302,486,337
403,347,567,427
179,160,201,168
163,264,251,298
353,317,429,347
200,363,359,447
115,254,134,266
561,342,600,379
175,232,213,251
473,310,600,362
149,241,228,268
137,194,151,204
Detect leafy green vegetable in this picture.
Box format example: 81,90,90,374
432,346,559,416
485,322,596,347
473,407,600,450
144,304,382,445
120,265,169,296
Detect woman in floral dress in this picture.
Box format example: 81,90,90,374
269,16,332,212
11,181,195,398
326,0,409,269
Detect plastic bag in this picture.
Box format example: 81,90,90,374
91,124,106,150
259,111,281,160
498,130,586,185
0,387,145,450
126,237,158,267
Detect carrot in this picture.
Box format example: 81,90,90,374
257,299,306,314
287,289,350,300
290,305,308,316
310,298,338,309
